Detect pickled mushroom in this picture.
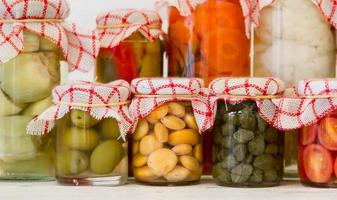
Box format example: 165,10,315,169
0,116,36,162
0,53,53,103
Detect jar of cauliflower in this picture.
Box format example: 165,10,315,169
130,78,209,185
253,0,337,180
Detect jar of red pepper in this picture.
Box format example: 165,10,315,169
96,9,164,83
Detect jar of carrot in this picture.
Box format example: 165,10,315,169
167,0,250,85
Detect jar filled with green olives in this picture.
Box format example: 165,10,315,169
96,9,164,83
209,77,285,187
129,78,211,185
0,0,99,181
27,81,133,186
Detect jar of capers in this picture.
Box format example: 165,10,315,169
209,78,285,187
96,9,164,83
27,81,133,186
130,78,210,185
0,0,99,181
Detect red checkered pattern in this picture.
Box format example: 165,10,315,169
130,78,212,133
270,79,337,130
97,9,163,48
208,77,285,130
27,80,133,139
0,0,99,72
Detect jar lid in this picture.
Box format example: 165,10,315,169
297,79,337,96
27,80,133,137
0,0,99,72
96,9,163,48
209,77,285,97
131,78,204,95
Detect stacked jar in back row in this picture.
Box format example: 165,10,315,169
96,9,164,83
0,0,98,180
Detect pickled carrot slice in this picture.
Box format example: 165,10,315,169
194,0,245,38
201,27,250,76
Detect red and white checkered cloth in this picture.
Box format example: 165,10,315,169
245,0,337,29
270,79,337,130
159,0,256,37
0,0,99,72
97,9,163,48
208,77,286,129
27,80,133,139
129,78,212,133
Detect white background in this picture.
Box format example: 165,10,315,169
66,0,159,81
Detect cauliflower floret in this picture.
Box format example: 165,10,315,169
254,0,336,86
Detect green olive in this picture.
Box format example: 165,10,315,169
249,169,263,183
59,127,99,151
230,163,253,183
233,129,255,144
264,169,279,182
248,134,265,155
253,154,276,170
239,107,257,131
57,150,89,176
70,110,99,128
233,144,247,162
100,118,121,140
90,140,124,174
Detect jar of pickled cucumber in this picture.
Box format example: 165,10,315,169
27,81,133,186
0,0,99,181
96,9,164,83
252,0,337,180
129,78,211,185
209,77,285,187
166,0,250,85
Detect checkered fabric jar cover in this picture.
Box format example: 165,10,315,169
129,78,213,133
27,80,133,139
208,77,286,129
96,9,163,48
0,0,99,72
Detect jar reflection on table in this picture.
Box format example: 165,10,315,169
56,112,128,186
212,101,284,187
0,30,62,180
253,0,336,180
132,102,203,185
168,0,250,86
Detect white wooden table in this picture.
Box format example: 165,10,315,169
0,179,336,200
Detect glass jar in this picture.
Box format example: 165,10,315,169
96,10,164,83
253,0,336,180
0,30,61,180
132,102,203,185
212,101,284,187
56,112,128,186
298,112,337,187
130,78,208,185
168,0,250,85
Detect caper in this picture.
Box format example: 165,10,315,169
233,129,255,144
221,123,235,136
239,107,257,131
233,144,247,162
248,134,265,155
230,163,253,183
217,168,232,183
223,113,239,126
253,154,276,170
221,136,235,149
265,144,279,154
220,154,238,170
217,148,230,162
264,126,279,143
244,154,254,164
249,169,263,183
264,169,279,182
